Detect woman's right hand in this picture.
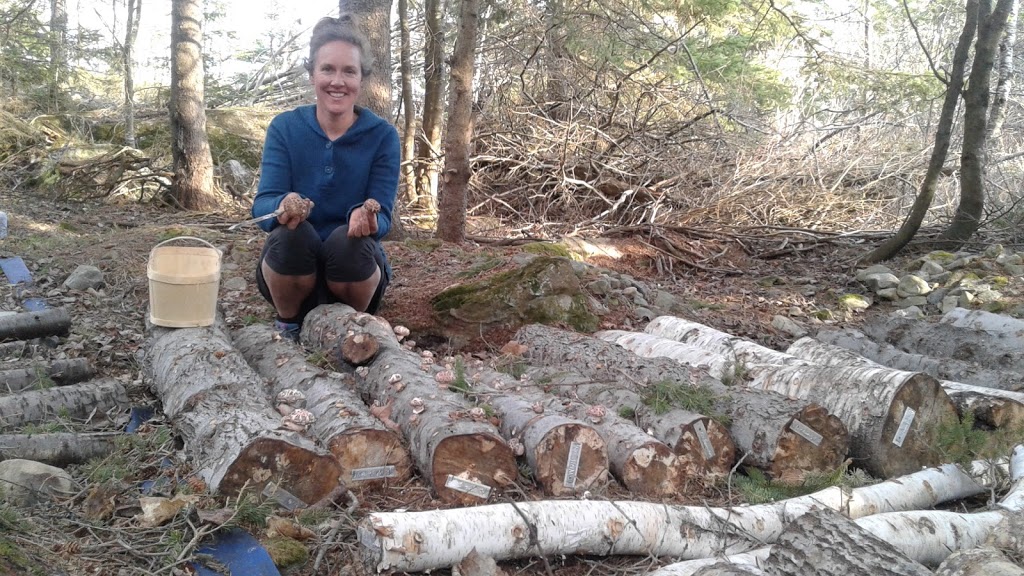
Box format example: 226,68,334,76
277,193,313,230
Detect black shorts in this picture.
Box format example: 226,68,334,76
255,222,390,319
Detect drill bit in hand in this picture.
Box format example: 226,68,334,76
228,208,284,231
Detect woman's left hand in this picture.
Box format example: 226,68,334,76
347,202,379,238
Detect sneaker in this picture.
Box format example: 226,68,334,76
274,319,301,342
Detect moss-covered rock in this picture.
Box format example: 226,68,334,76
262,536,309,569
431,256,599,348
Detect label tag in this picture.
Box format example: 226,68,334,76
790,419,823,446
351,465,398,481
444,475,491,499
694,420,716,459
892,407,916,447
563,442,583,488
261,482,306,511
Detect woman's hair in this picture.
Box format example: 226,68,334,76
303,15,374,77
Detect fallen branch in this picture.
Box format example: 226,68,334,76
0,308,71,341
0,378,129,428
0,358,94,393
0,431,121,465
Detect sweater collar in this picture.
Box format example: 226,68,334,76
302,104,383,141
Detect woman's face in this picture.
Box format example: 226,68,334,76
311,40,362,117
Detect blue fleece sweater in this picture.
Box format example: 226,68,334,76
252,105,400,241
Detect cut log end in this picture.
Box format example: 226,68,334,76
876,375,960,477
433,433,518,505
220,437,343,505
769,405,849,481
330,428,414,486
674,418,736,479
341,333,380,366
620,442,687,497
532,424,608,496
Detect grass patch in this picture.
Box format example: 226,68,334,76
933,412,1023,468
448,358,471,394
734,462,873,504
640,379,730,424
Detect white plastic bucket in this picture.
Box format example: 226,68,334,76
147,236,222,327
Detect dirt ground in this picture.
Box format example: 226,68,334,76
0,187,1006,575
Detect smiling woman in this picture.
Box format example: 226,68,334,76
248,15,401,340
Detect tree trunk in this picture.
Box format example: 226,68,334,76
0,357,93,393
414,0,444,211
786,336,1024,429
339,0,392,118
943,0,1017,243
397,0,417,206
860,313,1024,376
0,431,121,466
745,363,959,477
0,307,70,341
815,327,1024,392
859,0,977,263
357,460,992,573
122,0,141,148
302,304,518,505
763,508,932,576
516,325,849,480
0,379,129,427
935,547,1024,576
147,325,343,503
435,0,479,243
48,0,67,112
987,0,1018,141
169,0,217,210
231,324,413,488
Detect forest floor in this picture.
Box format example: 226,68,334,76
0,186,1017,575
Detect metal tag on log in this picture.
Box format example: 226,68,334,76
351,465,398,481
790,419,823,447
445,475,491,499
892,407,917,447
563,441,583,488
262,481,306,511
694,420,716,459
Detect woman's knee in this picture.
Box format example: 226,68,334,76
262,222,321,276
324,227,379,282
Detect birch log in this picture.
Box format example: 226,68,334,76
691,562,767,576
0,308,71,341
596,330,741,381
941,307,1024,334
359,459,990,572
762,508,932,575
861,313,1024,378
787,336,1024,429
652,445,1024,575
745,361,958,477
0,358,94,393
232,324,413,487
816,327,1024,392
303,304,518,505
485,392,608,496
935,547,1024,576
515,325,848,480
147,325,343,503
0,378,129,428
468,366,683,496
644,316,806,368
523,366,735,481
0,431,121,465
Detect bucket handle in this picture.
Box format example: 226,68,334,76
151,236,222,256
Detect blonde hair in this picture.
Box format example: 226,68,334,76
303,15,374,77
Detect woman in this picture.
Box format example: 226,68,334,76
251,15,400,340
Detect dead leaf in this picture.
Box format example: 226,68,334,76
136,495,199,527
266,516,316,541
499,341,527,356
